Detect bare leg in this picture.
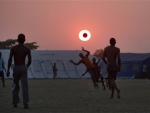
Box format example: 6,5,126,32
108,77,111,90
110,77,120,99
53,73,57,79
101,77,106,90
110,85,114,99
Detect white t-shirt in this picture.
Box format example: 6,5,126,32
98,59,108,78
0,58,4,72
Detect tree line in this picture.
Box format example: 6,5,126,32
0,39,104,58
0,39,39,50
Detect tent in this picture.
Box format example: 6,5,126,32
0,50,93,79
118,53,150,78
1,50,150,79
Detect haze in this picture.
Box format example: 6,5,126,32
0,0,150,54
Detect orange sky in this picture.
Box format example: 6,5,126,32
0,0,150,54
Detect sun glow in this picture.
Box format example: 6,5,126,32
79,30,91,41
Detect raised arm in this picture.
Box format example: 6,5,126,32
82,47,90,57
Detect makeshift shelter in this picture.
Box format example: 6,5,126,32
118,53,150,78
1,49,150,79
0,50,93,79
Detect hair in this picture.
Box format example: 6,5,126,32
17,34,25,44
92,57,96,61
110,37,116,45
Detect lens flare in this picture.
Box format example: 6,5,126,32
79,30,91,41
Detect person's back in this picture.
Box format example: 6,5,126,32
103,38,121,70
6,34,31,109
104,45,120,65
11,44,30,66
102,38,121,99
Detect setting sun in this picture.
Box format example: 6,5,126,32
79,30,91,41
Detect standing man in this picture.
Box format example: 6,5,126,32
70,47,98,88
52,63,57,79
6,34,32,109
0,52,6,87
102,38,121,99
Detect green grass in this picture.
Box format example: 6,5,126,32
0,79,150,113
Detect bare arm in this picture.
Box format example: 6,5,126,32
70,60,82,65
117,49,121,71
26,51,32,68
6,51,13,77
82,47,90,57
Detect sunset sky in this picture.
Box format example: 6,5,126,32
0,0,150,54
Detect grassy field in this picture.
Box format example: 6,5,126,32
0,79,150,113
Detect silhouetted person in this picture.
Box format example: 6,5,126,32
52,63,57,79
102,38,121,99
6,34,32,108
0,52,6,87
92,57,106,90
70,47,98,88
98,59,110,90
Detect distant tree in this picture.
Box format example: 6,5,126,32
0,39,17,49
93,49,104,59
0,39,39,50
24,42,39,50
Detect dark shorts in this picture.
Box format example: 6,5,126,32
0,71,4,77
107,64,118,80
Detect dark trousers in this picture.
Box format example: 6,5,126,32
12,65,29,105
0,71,5,86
